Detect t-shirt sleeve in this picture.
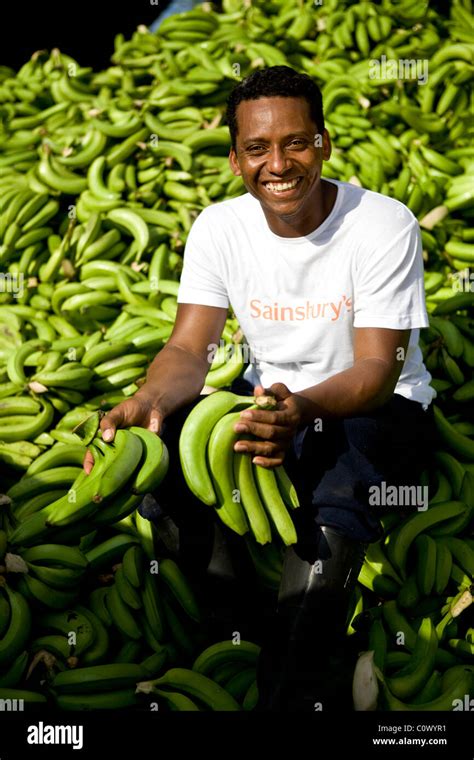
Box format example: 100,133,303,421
177,208,230,309
353,215,429,330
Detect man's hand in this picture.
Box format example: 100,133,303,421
233,383,310,468
82,390,164,474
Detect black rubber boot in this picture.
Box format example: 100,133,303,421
255,525,367,712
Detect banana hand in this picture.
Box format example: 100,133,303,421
83,390,165,474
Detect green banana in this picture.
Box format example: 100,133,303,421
144,668,241,711
114,565,142,610
17,573,78,610
275,465,300,509
234,447,274,544
36,608,96,655
7,466,83,503
192,640,261,676
20,543,88,570
157,558,201,623
54,689,138,710
27,562,85,590
77,605,110,666
141,570,166,643
434,540,453,595
433,406,474,461
0,650,29,688
0,688,47,705
52,663,148,694
85,533,139,570
88,587,112,628
122,544,145,589
207,411,250,536
106,583,142,640
127,425,169,494
381,669,471,711
385,500,466,577
0,584,31,667
414,533,437,596
253,463,297,546
386,617,438,700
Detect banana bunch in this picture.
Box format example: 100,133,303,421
349,448,474,710
179,390,300,545
6,544,89,615
84,533,204,652
136,639,261,711
6,426,169,547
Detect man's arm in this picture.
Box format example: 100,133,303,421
140,302,229,419
293,326,411,425
84,303,227,469
233,327,411,467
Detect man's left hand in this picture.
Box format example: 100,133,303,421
233,383,310,468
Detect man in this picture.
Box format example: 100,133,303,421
84,66,435,711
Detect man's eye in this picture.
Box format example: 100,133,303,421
288,139,306,148
247,145,266,153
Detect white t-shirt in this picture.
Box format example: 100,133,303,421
178,179,436,408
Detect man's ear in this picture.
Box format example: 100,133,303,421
322,129,332,161
229,148,242,176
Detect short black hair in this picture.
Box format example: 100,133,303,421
226,66,325,150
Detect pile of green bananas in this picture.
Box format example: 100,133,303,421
421,306,474,409
179,390,300,545
344,454,474,710
0,299,242,472
0,524,261,710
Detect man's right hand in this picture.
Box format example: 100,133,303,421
82,391,164,475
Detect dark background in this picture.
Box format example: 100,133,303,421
1,0,174,71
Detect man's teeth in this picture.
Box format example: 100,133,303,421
265,178,301,193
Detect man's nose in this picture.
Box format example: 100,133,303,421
266,145,291,175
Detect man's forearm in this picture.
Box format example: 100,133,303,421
294,358,397,427
136,343,209,418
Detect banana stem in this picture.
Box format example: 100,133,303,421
254,395,277,410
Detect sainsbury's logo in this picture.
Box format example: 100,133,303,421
249,296,352,322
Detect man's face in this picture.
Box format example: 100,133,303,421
229,96,331,229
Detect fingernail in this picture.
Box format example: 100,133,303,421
235,442,247,450
241,411,252,418
103,429,113,441
234,424,247,432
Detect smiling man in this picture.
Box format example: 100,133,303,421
86,66,436,712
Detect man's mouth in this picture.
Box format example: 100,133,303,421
262,177,303,194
